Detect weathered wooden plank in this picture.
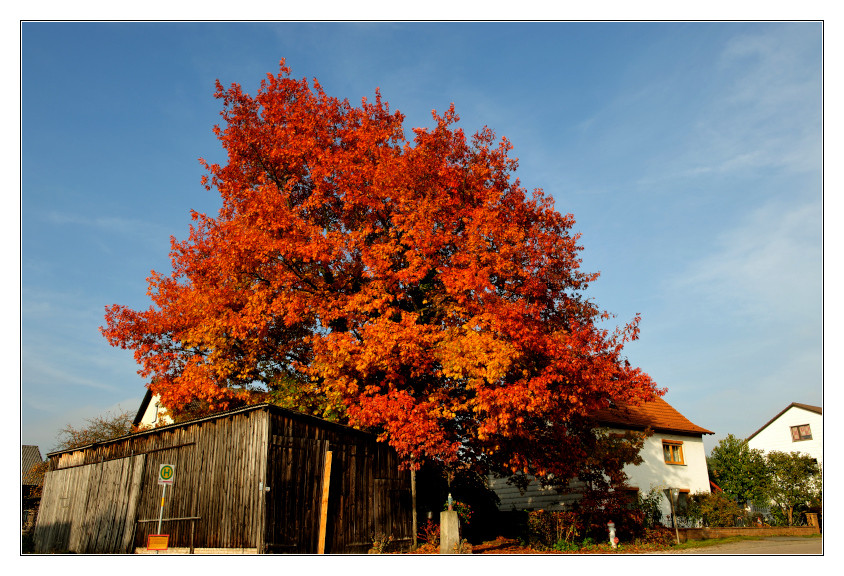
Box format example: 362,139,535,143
121,455,146,552
67,464,92,553
231,415,240,547
38,405,415,555
34,468,64,552
257,410,268,553
207,416,221,548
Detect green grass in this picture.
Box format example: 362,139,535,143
671,535,765,550
669,532,821,551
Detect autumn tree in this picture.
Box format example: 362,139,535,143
54,409,135,451
102,61,661,486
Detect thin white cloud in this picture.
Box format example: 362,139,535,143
45,211,166,235
668,196,821,323
689,26,820,177
22,350,122,394
40,210,176,260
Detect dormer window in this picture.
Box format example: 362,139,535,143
790,424,812,442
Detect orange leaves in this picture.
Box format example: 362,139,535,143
347,388,460,467
436,316,514,385
101,61,661,475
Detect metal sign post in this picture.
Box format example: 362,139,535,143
157,484,167,535
155,464,176,549
664,488,680,545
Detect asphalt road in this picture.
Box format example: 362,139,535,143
671,536,822,555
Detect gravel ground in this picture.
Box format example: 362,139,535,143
664,536,822,555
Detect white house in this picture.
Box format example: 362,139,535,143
132,390,173,429
489,396,713,523
746,402,823,468
138,388,712,523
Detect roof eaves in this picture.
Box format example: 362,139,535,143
133,389,153,427
46,403,377,458
792,403,822,415
593,397,714,435
47,403,273,458
746,402,823,442
597,419,712,436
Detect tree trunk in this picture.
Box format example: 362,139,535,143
411,467,417,549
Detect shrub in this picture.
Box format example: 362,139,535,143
526,488,663,549
368,533,393,554
577,489,648,543
526,510,581,549
417,518,440,546
552,539,580,552
684,491,747,527
635,487,664,528
636,525,675,546
445,500,473,525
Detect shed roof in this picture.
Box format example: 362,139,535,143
46,402,378,458
746,402,823,442
592,396,714,436
22,445,43,485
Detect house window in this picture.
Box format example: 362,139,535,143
152,402,160,424
662,440,685,465
790,424,812,442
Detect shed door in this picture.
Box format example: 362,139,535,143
374,477,413,545
264,437,329,553
34,455,146,554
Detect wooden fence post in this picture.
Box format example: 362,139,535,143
317,451,333,554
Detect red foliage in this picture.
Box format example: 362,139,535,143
637,526,676,546
101,61,661,475
570,481,655,544
417,518,440,546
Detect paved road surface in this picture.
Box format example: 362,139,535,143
670,536,822,555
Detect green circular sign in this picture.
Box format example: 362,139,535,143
160,464,174,480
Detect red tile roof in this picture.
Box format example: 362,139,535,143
592,396,713,436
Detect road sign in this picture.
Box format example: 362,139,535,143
147,534,169,551
158,464,175,486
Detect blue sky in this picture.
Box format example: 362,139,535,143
21,22,823,456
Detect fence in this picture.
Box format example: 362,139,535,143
676,524,820,543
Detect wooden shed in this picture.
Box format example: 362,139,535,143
33,404,413,554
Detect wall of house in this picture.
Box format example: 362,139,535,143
487,475,586,511
488,430,710,521
136,394,174,428
747,407,823,467
618,430,711,521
